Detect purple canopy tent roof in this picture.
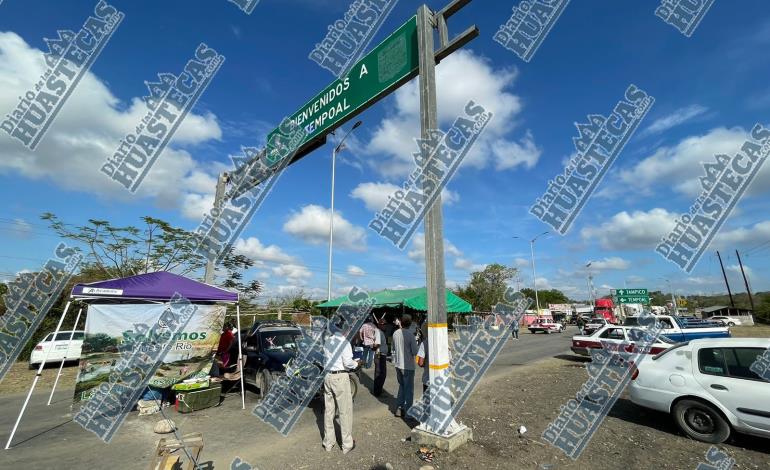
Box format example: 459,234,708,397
71,271,238,303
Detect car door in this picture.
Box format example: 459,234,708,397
598,327,627,352
693,346,770,433
243,330,262,382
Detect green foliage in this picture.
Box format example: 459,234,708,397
454,263,516,312
520,288,569,307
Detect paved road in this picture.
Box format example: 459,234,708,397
0,327,573,469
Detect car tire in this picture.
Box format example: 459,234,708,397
727,322,735,327
28,363,36,370
257,369,273,399
673,399,731,444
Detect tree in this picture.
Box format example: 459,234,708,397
83,333,118,353
41,213,261,297
520,288,569,308
454,264,517,312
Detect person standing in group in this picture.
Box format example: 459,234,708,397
511,317,520,340
391,314,418,417
372,320,388,397
359,319,377,369
322,326,360,454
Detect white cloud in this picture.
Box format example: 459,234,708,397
365,50,538,178
350,182,459,212
7,218,32,239
407,232,464,263
513,257,530,268
589,257,631,271
713,220,770,249
283,204,366,251
234,237,296,265
581,208,677,250
271,264,312,284
620,126,770,198
347,265,365,276
641,104,708,136
0,32,223,211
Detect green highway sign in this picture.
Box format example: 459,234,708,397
617,295,650,304
615,288,648,296
262,15,419,167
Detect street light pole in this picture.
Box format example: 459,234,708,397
327,121,362,301
514,232,548,313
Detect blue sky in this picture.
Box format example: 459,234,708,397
1,0,770,304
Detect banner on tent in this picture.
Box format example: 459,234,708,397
74,303,226,402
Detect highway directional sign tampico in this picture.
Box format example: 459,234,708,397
615,288,648,296
262,16,420,168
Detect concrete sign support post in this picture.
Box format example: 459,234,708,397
413,1,474,450
204,172,229,284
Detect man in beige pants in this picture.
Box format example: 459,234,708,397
323,329,360,454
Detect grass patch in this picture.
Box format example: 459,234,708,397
730,324,770,338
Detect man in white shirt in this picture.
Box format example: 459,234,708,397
323,329,360,454
391,315,418,417
372,320,388,396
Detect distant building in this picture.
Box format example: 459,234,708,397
700,305,755,325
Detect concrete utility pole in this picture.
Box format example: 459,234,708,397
736,249,755,312
716,250,735,307
204,172,229,284
415,0,477,448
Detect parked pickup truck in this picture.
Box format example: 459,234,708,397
623,315,730,342
528,318,564,334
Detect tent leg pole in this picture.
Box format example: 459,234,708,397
47,307,83,406
5,301,71,450
236,304,245,410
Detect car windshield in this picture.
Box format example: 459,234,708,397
261,331,300,352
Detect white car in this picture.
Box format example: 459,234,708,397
29,330,84,369
708,316,743,327
630,338,770,443
570,325,677,357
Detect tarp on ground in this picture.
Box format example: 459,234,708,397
317,287,472,313
71,271,239,303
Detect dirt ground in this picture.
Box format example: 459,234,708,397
241,355,769,470
0,361,80,396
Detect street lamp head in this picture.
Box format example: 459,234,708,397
352,120,362,129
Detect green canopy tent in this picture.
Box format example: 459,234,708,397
317,287,472,314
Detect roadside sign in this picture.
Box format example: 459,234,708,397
615,288,648,296
616,295,650,304
261,16,419,168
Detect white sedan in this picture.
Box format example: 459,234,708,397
709,316,743,327
571,324,676,357
29,330,84,369
630,338,770,443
